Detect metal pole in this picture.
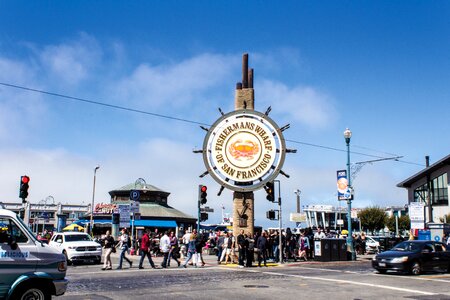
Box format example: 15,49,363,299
276,180,283,264
90,166,100,236
197,185,201,233
346,135,356,261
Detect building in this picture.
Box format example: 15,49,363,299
82,181,197,238
0,201,89,233
397,154,450,224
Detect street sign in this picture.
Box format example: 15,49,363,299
130,190,140,201
130,201,140,214
409,202,425,230
118,204,130,228
337,219,344,225
200,206,214,213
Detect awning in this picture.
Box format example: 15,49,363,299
133,220,177,228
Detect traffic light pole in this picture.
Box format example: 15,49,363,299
197,184,201,233
275,180,283,264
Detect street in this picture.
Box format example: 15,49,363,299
59,253,450,300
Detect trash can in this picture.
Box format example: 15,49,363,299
330,239,339,261
314,239,331,262
337,239,347,261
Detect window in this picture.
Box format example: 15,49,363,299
0,217,29,243
413,173,448,206
432,173,448,206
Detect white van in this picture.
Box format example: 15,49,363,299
0,209,68,299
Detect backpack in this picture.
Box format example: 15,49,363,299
127,236,132,248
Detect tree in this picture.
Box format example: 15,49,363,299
358,207,387,234
386,215,410,234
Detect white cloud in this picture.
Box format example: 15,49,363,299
113,53,238,109
257,79,337,129
38,33,102,86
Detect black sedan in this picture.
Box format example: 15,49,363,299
372,240,450,275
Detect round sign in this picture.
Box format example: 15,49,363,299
130,190,140,201
202,109,286,192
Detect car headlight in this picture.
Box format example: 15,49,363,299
67,246,77,250
372,255,377,261
96,246,102,251
58,260,67,272
391,256,409,263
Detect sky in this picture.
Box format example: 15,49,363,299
1,1,449,228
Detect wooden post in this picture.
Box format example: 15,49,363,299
233,53,255,237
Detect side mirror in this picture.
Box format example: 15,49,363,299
8,239,18,250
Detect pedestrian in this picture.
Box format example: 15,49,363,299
314,227,326,239
138,229,156,269
101,230,115,270
117,228,132,269
237,229,246,268
159,231,171,268
168,231,181,267
195,230,206,267
245,231,254,268
181,231,197,268
257,231,268,267
219,232,231,264
217,231,225,264
298,231,309,261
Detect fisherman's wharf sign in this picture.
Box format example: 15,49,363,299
203,110,286,192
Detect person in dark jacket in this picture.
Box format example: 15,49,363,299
257,231,269,267
237,229,246,268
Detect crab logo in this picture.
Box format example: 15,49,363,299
228,139,260,161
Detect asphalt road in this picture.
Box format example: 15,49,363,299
59,253,450,300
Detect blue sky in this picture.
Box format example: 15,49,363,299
1,1,449,228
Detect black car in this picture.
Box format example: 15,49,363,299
372,240,450,275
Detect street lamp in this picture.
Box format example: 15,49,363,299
90,165,100,236
344,128,356,261
294,189,301,213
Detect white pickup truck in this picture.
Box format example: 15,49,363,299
0,208,68,299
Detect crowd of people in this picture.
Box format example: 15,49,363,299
98,226,371,270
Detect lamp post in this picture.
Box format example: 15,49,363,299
344,128,356,261
90,165,100,236
294,189,301,213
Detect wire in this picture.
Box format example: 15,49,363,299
1,82,424,167
0,82,210,126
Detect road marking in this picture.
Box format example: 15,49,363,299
244,269,436,296
371,272,450,283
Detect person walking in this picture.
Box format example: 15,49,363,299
117,228,132,269
160,231,171,268
237,229,246,268
257,231,268,267
181,231,197,268
101,231,115,270
168,231,181,267
138,229,156,269
245,232,254,268
216,231,225,264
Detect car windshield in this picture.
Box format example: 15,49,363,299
391,241,420,252
65,234,92,242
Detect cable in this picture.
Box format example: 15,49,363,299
0,82,210,126
1,82,424,167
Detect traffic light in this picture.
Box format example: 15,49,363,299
200,185,207,205
264,181,275,202
112,213,120,225
266,210,276,220
19,175,30,201
200,212,208,222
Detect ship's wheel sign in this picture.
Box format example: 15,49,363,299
202,109,287,192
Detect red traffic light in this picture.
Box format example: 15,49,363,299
201,185,207,192
21,176,30,184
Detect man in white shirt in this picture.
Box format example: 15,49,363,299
160,231,171,268
314,228,326,239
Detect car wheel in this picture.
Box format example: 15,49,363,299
63,250,72,266
410,261,421,275
377,269,387,274
12,282,51,300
